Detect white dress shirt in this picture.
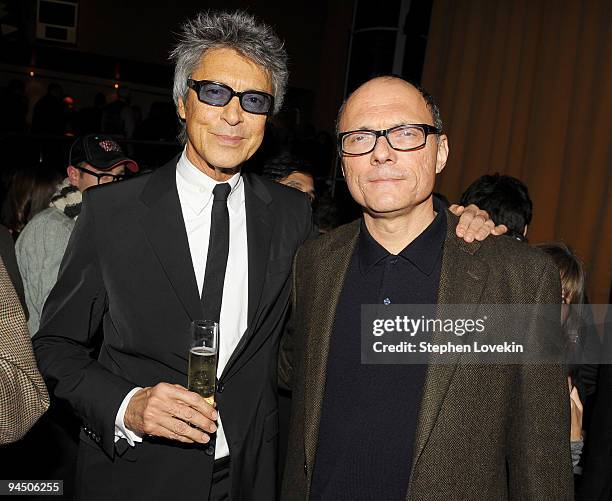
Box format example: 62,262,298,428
115,149,249,460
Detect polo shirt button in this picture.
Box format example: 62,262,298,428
383,297,391,305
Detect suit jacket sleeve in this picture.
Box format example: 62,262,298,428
0,257,49,445
32,191,135,458
278,199,314,391
278,248,300,391
506,258,574,500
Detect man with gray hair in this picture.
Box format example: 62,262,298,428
33,11,309,501
33,11,502,501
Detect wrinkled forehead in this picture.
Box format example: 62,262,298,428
340,79,432,131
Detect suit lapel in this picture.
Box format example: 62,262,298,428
140,157,203,322
304,221,360,474
221,173,273,379
243,174,273,330
407,212,489,494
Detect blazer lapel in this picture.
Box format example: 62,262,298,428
221,174,273,379
140,157,203,322
304,221,360,474
407,211,489,494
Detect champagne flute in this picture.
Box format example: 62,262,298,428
188,320,219,405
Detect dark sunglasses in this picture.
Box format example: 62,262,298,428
187,79,274,115
75,165,125,184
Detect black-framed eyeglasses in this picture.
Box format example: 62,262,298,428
338,124,442,156
187,79,274,115
75,166,125,184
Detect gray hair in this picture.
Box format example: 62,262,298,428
170,10,288,144
335,76,444,135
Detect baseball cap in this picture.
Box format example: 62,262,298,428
69,134,139,172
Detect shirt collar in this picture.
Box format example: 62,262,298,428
176,148,243,215
358,199,447,277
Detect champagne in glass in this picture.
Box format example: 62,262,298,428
188,320,219,405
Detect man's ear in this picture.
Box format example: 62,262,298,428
177,96,187,120
66,165,80,188
435,135,449,174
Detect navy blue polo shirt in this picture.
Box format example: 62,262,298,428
310,208,446,501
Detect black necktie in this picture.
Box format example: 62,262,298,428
201,183,231,322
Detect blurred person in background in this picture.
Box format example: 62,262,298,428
261,151,316,203
459,173,532,242
16,134,138,334
4,134,137,500
0,164,62,240
0,79,28,136
31,83,65,136
77,92,106,135
536,242,586,473
0,256,49,445
102,87,136,139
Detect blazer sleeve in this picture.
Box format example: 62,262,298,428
506,258,574,500
0,257,49,445
32,191,135,458
278,196,313,391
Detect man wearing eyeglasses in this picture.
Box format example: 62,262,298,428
32,12,501,501
12,134,136,498
279,76,573,500
16,134,137,334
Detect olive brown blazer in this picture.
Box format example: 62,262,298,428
280,211,573,501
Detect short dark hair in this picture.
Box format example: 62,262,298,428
260,151,311,181
459,174,533,241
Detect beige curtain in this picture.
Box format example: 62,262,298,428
422,0,611,303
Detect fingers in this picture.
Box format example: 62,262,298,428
171,384,218,421
473,219,495,242
570,387,583,413
126,382,218,443
455,205,491,242
448,204,464,215
152,415,211,444
167,401,217,434
491,224,508,235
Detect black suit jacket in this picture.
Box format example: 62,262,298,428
33,157,312,501
579,304,612,501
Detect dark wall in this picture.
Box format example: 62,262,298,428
74,1,353,132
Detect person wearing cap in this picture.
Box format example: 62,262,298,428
15,133,138,334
